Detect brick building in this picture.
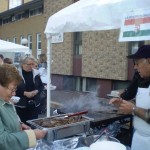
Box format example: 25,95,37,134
0,0,149,98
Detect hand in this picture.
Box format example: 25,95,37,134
21,123,31,130
24,91,33,98
118,100,135,114
24,91,38,98
32,90,39,96
109,98,123,107
33,129,47,140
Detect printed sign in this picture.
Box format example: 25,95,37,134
119,8,150,41
51,33,63,43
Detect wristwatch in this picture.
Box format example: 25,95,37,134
132,106,136,115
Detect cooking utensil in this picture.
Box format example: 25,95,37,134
93,128,108,143
65,110,88,118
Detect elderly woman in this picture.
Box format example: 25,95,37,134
15,56,44,123
0,64,47,150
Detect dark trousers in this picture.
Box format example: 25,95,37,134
15,106,38,124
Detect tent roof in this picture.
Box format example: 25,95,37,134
0,40,30,54
44,0,150,36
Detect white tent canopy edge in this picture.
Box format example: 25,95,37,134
0,39,30,53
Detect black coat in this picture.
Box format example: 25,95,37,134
120,71,150,100
15,69,44,108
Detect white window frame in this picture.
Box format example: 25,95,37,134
13,37,17,43
27,35,32,51
36,33,41,57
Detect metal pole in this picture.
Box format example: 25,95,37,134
46,36,52,117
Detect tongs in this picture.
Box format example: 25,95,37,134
58,110,88,119
65,110,88,118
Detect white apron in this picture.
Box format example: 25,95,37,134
131,86,150,150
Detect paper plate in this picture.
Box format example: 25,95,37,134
90,141,126,150
11,96,20,103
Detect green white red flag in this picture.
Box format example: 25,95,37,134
119,8,150,42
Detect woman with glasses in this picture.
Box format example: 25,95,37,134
15,56,44,123
0,64,47,150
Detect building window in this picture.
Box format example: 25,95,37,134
75,77,82,91
6,38,10,42
27,35,32,51
86,78,97,92
113,80,130,91
2,17,11,24
36,33,41,57
13,37,17,43
15,13,24,21
63,76,83,91
29,7,43,17
63,76,75,91
9,0,22,9
74,32,82,55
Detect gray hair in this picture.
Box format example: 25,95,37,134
20,55,35,66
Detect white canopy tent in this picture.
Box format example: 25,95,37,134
44,0,150,117
0,39,30,53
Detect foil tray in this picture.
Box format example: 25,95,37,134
27,114,93,142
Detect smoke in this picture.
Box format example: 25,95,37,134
61,92,102,113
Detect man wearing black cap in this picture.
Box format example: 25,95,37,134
110,45,150,150
0,54,4,65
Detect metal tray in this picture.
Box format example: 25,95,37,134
27,114,93,142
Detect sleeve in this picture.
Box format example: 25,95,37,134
16,80,25,97
35,75,44,92
0,117,36,150
120,72,138,100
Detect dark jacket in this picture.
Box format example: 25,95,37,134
15,68,44,108
120,71,150,100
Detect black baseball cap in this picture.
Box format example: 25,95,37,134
127,45,150,59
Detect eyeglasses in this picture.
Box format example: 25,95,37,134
25,63,34,66
7,87,17,93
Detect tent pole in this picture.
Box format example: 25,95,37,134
47,36,52,117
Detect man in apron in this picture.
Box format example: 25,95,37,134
109,45,150,150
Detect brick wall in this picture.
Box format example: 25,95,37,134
44,0,74,75
0,14,45,56
82,31,128,80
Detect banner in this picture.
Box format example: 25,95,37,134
119,8,150,42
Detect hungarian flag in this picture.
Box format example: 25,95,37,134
119,8,150,41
